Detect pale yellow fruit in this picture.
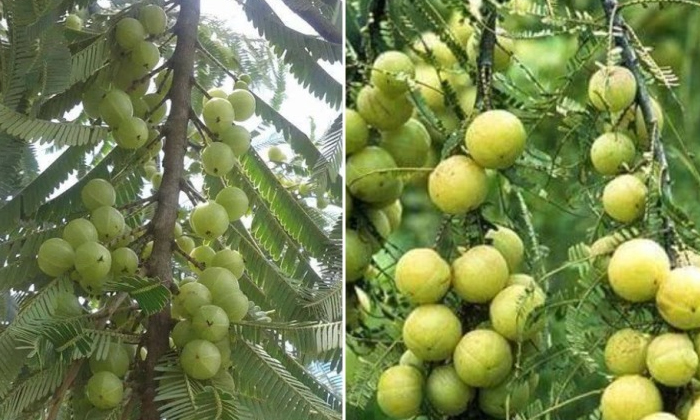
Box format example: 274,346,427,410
604,328,650,375
589,66,637,112
414,64,445,111
486,225,524,272
399,350,424,372
346,230,373,283
413,32,457,68
371,51,415,96
640,413,681,420
602,174,647,223
395,248,451,304
656,267,700,330
448,12,473,45
590,132,636,175
689,399,700,420
600,375,662,420
465,110,526,169
452,245,509,303
428,155,488,214
635,97,664,145
646,333,698,387
346,146,403,205
478,372,532,418
426,365,474,415
607,238,670,302
453,329,513,388
489,284,546,342
356,86,413,131
381,200,403,232
346,109,369,155
507,274,537,288
402,304,462,361
376,366,424,419
380,119,431,168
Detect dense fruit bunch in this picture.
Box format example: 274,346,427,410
376,226,545,418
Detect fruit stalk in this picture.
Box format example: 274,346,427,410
139,0,200,419
599,0,675,254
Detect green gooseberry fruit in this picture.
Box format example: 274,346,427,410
453,329,513,387
380,119,431,168
99,89,134,127
86,371,123,409
402,304,462,361
38,238,75,277
370,50,415,96
608,238,670,303
427,364,474,416
210,248,245,278
139,4,167,35
376,365,424,419
89,343,130,378
180,339,221,380
176,235,196,254
171,319,197,348
452,245,509,303
219,125,251,157
198,267,240,298
82,178,116,211
399,350,424,372
82,85,109,119
356,85,413,131
227,89,256,121
203,98,235,134
346,229,373,283
175,282,212,318
395,248,451,304
428,155,487,214
346,109,369,155
478,372,532,418
346,146,403,205
656,267,700,330
130,41,160,72
600,375,662,420
114,116,148,149
191,304,230,342
604,328,650,376
189,201,229,240
216,187,249,222
65,14,83,31
201,142,235,177
590,132,636,175
54,290,84,316
63,218,98,249
188,244,216,274
150,173,162,190
490,284,546,341
132,97,149,119
588,65,637,113
75,241,112,283
267,146,286,163
111,247,139,275
143,93,168,126
91,206,126,242
218,291,249,322
239,74,252,84
115,17,146,51
635,97,664,145
602,174,647,223
203,88,228,107
485,225,524,272
465,110,526,169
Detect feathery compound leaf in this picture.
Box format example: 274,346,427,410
104,276,171,316
0,103,108,146
311,113,343,195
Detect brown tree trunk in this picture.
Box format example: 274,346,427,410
139,1,200,419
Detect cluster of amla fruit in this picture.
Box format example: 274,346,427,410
195,83,256,177
376,225,545,419
79,5,171,151
588,237,700,420
586,65,664,225
36,178,140,409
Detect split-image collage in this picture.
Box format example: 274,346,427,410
0,0,699,419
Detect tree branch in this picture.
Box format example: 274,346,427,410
139,0,201,419
599,0,676,256
474,7,497,112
